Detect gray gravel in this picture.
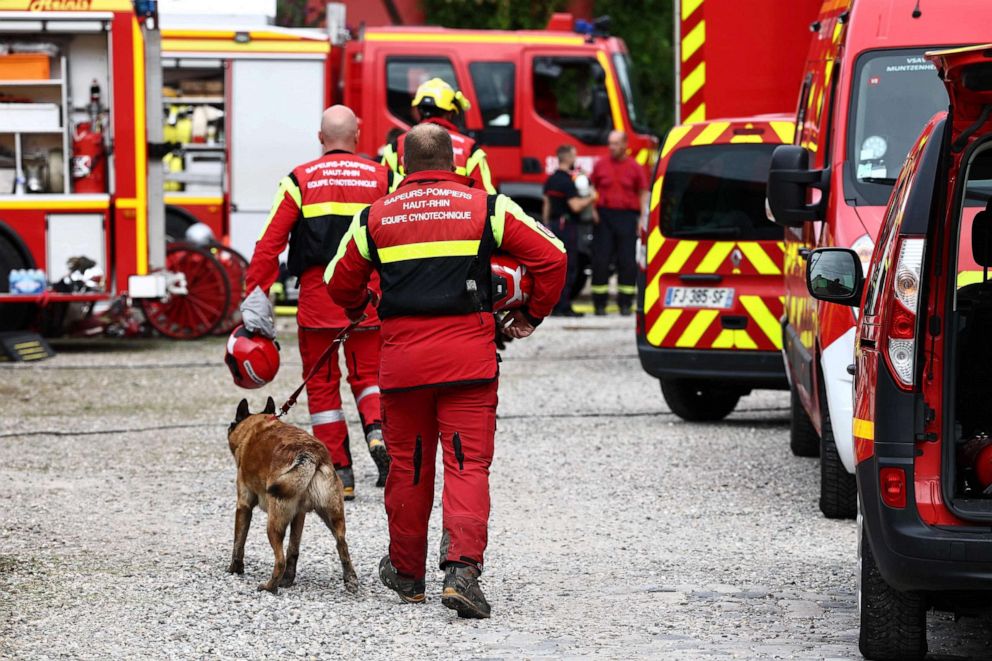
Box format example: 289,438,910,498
3,316,992,659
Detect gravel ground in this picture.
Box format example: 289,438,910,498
3,315,992,659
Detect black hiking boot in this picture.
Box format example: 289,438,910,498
336,466,355,501
378,556,425,603
441,563,491,619
366,427,390,487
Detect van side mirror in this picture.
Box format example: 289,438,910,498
972,210,992,267
806,248,864,306
767,145,830,227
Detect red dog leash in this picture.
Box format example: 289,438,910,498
276,313,367,418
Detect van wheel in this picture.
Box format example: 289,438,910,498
790,385,820,457
819,406,857,519
660,379,740,422
859,525,927,660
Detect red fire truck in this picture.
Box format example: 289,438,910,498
0,1,248,346
155,6,657,270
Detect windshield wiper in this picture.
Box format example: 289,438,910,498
861,176,898,186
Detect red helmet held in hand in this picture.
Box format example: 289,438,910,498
491,254,533,312
225,325,280,389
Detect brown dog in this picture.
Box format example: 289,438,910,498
226,397,358,594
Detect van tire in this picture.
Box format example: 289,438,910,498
660,379,740,422
819,406,857,519
859,529,927,660
790,385,820,457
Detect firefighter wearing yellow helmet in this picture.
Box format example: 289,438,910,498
381,77,496,194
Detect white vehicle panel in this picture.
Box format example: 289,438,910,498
821,326,857,474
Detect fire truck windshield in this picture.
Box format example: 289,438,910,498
612,53,649,134
660,143,782,240
848,48,948,206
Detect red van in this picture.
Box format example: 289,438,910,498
766,0,992,519
805,45,992,661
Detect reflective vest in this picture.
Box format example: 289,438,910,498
284,150,390,277
381,118,495,193
360,174,497,319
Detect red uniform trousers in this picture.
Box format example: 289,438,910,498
298,326,382,469
382,380,498,580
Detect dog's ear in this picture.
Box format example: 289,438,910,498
235,398,251,423
263,396,276,415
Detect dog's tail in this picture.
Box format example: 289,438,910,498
307,462,338,507
266,452,318,499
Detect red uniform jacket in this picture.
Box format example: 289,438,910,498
325,170,566,391
245,150,391,329
382,117,496,194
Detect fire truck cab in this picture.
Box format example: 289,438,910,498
767,0,992,519
805,44,992,660
340,14,657,216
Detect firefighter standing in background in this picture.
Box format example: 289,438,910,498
380,77,496,194
589,130,649,316
326,124,566,618
240,105,391,498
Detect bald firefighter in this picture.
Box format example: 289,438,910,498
241,105,391,498
380,77,496,194
326,124,566,618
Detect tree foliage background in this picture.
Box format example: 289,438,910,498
276,0,673,134
423,0,673,134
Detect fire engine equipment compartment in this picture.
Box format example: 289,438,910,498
950,148,992,507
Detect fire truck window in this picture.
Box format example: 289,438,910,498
386,57,459,127
848,49,947,206
659,143,782,241
532,57,611,145
469,62,515,127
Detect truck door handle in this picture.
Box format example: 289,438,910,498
679,274,723,283
798,248,811,260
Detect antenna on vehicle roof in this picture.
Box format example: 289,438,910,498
912,0,922,18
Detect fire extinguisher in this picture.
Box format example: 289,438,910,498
960,434,992,495
71,80,107,194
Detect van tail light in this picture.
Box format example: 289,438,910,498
879,467,907,508
883,237,925,390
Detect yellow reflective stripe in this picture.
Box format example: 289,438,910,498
466,149,496,194
646,227,664,264
681,19,705,62
682,62,705,104
684,104,706,124
617,284,637,295
591,285,611,294
258,176,301,240
854,418,875,440
647,308,683,345
323,211,370,284
661,126,691,157
770,121,796,144
696,242,733,273
682,0,704,19
302,201,369,218
675,309,718,347
378,240,481,263
735,330,758,349
500,195,564,252
739,242,780,275
711,329,734,349
739,295,782,349
659,240,697,274
650,175,663,212
691,121,729,146
730,134,763,144
596,50,625,131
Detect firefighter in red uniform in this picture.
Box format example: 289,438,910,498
241,105,391,498
380,77,496,194
326,123,566,618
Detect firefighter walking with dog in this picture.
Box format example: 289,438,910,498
325,123,566,618
380,77,497,194
239,105,391,499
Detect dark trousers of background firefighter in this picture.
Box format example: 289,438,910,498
551,220,579,313
591,207,638,311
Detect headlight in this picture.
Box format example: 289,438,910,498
851,234,875,277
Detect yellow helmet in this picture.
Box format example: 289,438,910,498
411,77,471,114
